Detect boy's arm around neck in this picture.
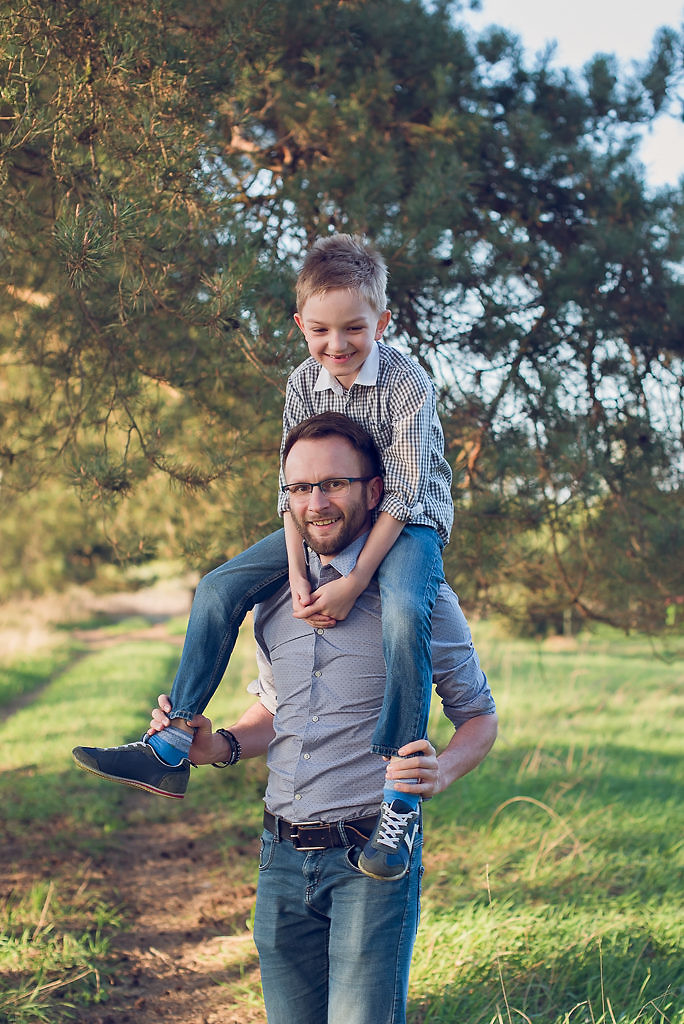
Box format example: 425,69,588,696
284,509,337,627
284,510,311,603
347,511,404,590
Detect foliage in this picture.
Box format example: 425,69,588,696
1,0,682,630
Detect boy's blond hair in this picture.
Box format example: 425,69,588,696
296,234,388,314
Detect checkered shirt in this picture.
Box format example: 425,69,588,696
278,342,453,544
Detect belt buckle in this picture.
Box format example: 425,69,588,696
289,819,326,850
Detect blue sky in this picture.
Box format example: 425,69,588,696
462,0,683,187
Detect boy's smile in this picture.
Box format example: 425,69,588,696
294,288,391,388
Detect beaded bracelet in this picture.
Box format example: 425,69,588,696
212,728,242,767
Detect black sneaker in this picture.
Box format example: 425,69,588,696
357,799,420,880
72,737,190,799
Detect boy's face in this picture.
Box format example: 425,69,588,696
294,288,391,388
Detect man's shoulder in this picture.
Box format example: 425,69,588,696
254,579,293,629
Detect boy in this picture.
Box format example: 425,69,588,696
73,234,453,881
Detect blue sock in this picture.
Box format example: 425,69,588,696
383,756,420,811
383,783,420,810
148,727,192,765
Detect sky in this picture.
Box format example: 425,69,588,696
462,0,683,188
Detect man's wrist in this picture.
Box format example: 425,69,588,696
212,729,242,767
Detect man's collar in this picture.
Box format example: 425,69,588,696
312,342,380,394
304,530,370,578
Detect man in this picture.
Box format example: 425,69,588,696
147,412,497,1024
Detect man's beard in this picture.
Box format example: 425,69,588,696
290,500,368,557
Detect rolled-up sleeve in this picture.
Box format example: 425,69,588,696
378,374,436,523
430,583,495,727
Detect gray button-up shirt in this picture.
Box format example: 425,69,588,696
251,532,495,823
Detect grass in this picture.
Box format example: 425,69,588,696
0,645,76,712
0,879,118,1023
0,614,682,1022
0,613,263,1023
411,624,683,1023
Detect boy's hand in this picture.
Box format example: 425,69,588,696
290,573,312,612
293,574,362,623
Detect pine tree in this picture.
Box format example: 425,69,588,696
1,0,682,630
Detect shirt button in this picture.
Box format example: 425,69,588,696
312,715,319,722
303,753,311,760
295,793,302,801
316,628,325,635
314,671,322,678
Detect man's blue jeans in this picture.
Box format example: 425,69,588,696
168,523,443,755
253,826,423,1024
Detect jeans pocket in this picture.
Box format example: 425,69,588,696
344,845,364,873
259,830,276,871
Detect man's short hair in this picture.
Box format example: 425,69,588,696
295,234,388,314
282,413,383,480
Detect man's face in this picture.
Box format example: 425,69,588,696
294,288,391,389
284,436,382,560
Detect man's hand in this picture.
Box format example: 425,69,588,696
293,574,362,623
147,693,173,735
384,739,443,798
147,694,222,766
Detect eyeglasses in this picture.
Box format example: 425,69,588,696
281,476,374,499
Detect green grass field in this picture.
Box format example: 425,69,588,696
0,615,682,1023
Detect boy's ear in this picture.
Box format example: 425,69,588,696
374,310,391,339
293,312,304,332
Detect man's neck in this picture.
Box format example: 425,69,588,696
308,530,371,572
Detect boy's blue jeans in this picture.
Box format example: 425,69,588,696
253,826,423,1024
168,524,443,755
372,524,443,755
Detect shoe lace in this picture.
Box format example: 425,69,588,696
375,803,414,850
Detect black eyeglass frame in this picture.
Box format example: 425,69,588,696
281,476,375,497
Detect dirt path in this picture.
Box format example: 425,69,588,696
70,820,265,1024
2,580,268,1024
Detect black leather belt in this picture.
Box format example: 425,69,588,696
263,810,377,850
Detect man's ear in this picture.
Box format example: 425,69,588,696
366,475,384,510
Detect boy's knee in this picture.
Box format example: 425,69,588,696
381,596,422,637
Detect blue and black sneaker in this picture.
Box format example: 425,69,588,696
357,799,420,880
72,737,190,799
